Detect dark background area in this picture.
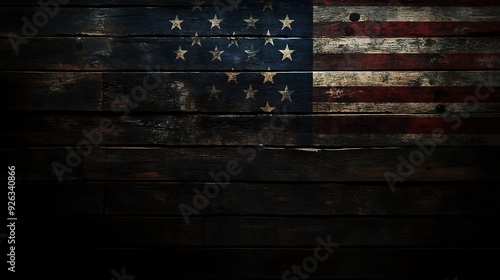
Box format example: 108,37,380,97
1,0,500,279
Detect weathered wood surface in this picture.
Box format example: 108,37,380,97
2,0,498,6
3,0,500,279
313,6,500,22
0,37,312,71
3,38,500,70
103,182,500,216
3,114,500,146
0,6,313,37
314,22,500,37
3,147,500,182
4,71,499,113
18,216,500,247
16,181,500,216
1,72,102,111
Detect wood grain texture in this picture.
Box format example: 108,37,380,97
313,6,500,22
19,216,500,247
4,114,500,147
314,0,500,5
103,182,500,216
0,6,313,37
314,22,500,38
314,37,500,54
0,37,312,71
1,72,102,111
313,71,500,87
313,53,500,70
80,147,500,182
3,1,500,279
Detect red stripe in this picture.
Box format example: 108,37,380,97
313,87,500,103
314,0,500,6
313,54,500,70
314,117,500,134
314,22,500,38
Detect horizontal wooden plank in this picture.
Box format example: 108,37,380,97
204,217,500,246
313,54,500,70
313,71,500,87
314,22,500,38
7,147,498,182
1,71,102,111
80,147,500,181
1,0,496,6
0,37,312,70
4,114,500,147
313,86,500,103
0,6,312,37
103,182,500,216
19,216,500,247
103,71,314,113
314,0,500,5
312,103,500,113
313,6,500,22
21,248,500,279
0,0,312,7
314,37,500,54
4,72,500,112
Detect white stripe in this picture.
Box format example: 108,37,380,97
312,102,500,113
313,37,500,54
313,6,500,22
313,71,500,87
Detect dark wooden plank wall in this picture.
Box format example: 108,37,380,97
1,0,500,279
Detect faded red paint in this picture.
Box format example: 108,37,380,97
314,22,500,38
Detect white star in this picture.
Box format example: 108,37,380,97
244,14,259,29
228,31,239,48
261,67,277,84
191,32,202,47
280,14,294,30
244,45,260,60
209,14,223,29
244,85,258,101
172,46,188,61
279,85,294,102
169,15,184,30
208,84,221,101
264,30,274,46
209,46,224,62
279,44,295,61
226,69,240,83
260,102,275,112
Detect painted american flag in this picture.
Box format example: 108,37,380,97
112,0,500,146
